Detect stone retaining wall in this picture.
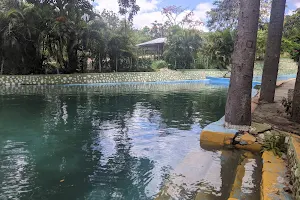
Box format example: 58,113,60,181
0,82,228,95
0,70,226,86
287,136,300,199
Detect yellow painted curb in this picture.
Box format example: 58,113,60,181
261,151,288,200
200,130,262,152
235,143,262,152
200,130,235,147
229,157,246,199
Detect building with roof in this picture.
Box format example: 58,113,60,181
136,38,167,59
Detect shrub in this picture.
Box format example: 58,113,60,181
282,97,293,116
134,58,153,72
262,134,287,156
151,60,168,71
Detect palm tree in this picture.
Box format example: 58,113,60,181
225,0,260,129
260,0,286,102
0,8,25,74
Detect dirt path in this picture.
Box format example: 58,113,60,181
253,79,300,135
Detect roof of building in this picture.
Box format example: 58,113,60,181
137,37,167,47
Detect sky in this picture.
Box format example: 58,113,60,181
93,0,300,31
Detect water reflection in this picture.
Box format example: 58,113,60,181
0,83,227,200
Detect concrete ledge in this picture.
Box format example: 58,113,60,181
200,117,236,149
206,76,261,87
200,117,262,152
200,77,296,152
261,151,292,200
0,70,226,86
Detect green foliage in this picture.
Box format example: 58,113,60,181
151,60,168,71
134,58,153,71
164,26,202,69
262,134,287,157
198,29,234,69
256,29,267,60
281,97,293,116
207,0,272,31
0,0,140,75
283,9,300,62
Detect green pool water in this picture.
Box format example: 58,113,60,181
0,83,229,200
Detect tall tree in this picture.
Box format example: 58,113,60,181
286,9,300,122
292,58,300,122
260,0,286,102
207,0,271,31
225,0,260,128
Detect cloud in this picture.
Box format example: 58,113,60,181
193,3,213,20
94,0,119,13
292,0,300,8
133,11,163,28
94,0,160,14
287,0,300,9
138,0,160,13
93,0,212,31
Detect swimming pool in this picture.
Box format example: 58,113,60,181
0,83,242,200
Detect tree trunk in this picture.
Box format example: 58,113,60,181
0,58,4,75
67,33,78,73
115,56,118,72
99,53,102,73
225,0,260,129
292,58,300,122
259,0,286,103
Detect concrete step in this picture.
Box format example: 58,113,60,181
228,152,262,200
261,151,293,200
155,149,242,200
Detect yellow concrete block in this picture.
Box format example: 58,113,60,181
261,151,284,164
200,130,227,146
261,151,289,200
224,135,234,145
262,162,285,173
240,133,256,145
229,162,245,199
235,143,262,152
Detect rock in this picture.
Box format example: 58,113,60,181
240,141,248,145
240,133,256,145
281,153,287,160
251,122,272,133
258,134,265,140
277,176,285,184
257,134,265,144
235,136,241,142
264,131,272,138
285,137,289,144
283,186,292,193
295,169,300,178
249,127,258,135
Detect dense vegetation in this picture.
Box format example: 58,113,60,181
283,9,300,62
0,0,140,74
0,0,299,75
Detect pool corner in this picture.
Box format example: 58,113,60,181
200,117,262,152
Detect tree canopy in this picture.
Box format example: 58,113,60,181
0,0,140,74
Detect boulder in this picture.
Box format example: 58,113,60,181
257,134,265,144
240,133,257,145
251,122,272,134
